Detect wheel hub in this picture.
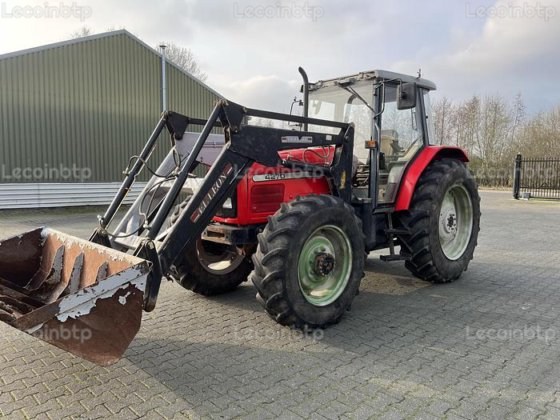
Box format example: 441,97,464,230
441,209,457,236
313,252,336,276
297,225,352,307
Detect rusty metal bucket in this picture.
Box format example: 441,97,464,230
0,228,150,366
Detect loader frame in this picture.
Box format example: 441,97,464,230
90,100,358,311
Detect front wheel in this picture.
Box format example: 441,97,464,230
175,239,253,296
251,195,365,328
398,158,480,283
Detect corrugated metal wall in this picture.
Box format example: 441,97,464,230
0,31,221,208
0,182,147,209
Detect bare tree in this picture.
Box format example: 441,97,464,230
70,26,93,39
509,93,526,143
160,43,208,82
433,94,527,186
517,106,560,157
453,96,480,156
433,97,453,145
478,96,511,165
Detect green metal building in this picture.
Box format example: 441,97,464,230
0,30,221,208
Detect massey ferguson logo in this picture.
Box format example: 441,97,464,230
191,164,233,223
281,135,313,144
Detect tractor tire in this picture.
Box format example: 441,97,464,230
170,200,252,296
398,158,480,283
251,195,365,328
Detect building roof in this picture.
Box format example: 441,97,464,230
0,29,223,99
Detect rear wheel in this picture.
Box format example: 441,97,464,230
169,200,252,296
251,195,365,328
398,158,480,283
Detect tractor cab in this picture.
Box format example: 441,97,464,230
305,70,437,204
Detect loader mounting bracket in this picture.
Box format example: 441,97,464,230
134,239,162,312
165,111,190,140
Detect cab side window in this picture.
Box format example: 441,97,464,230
378,85,424,203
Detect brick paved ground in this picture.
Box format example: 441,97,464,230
1,191,559,419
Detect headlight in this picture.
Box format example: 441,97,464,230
222,198,233,209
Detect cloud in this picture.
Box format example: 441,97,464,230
0,0,558,114
392,0,560,112
213,74,301,113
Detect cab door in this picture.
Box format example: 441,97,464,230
377,84,425,203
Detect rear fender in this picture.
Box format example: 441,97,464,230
394,146,469,211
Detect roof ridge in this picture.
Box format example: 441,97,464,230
0,29,223,98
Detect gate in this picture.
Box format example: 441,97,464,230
513,154,560,200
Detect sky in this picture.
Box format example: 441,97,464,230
0,0,559,115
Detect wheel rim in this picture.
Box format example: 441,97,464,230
438,184,474,261
196,240,245,275
297,225,352,307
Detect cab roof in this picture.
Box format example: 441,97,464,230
308,69,436,91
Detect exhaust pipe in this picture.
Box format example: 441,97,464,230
298,66,309,131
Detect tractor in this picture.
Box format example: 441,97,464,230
0,68,480,365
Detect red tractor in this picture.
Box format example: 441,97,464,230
162,68,480,328
0,68,480,365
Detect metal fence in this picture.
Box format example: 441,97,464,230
474,166,512,188
513,154,560,200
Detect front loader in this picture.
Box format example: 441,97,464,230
0,69,480,365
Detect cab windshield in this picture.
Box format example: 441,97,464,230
307,82,373,162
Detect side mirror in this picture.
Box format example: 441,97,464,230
289,97,303,116
289,97,303,129
397,82,417,110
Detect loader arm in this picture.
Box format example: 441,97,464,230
91,100,355,312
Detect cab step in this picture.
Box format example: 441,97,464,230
380,253,410,262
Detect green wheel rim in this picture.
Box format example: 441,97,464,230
297,225,352,306
438,184,474,261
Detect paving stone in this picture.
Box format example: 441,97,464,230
0,192,558,418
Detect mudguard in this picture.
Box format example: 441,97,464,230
394,146,469,211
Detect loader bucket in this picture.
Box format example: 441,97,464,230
0,228,150,366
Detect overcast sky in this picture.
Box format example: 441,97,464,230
1,0,559,115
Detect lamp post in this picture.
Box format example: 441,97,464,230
159,43,167,112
